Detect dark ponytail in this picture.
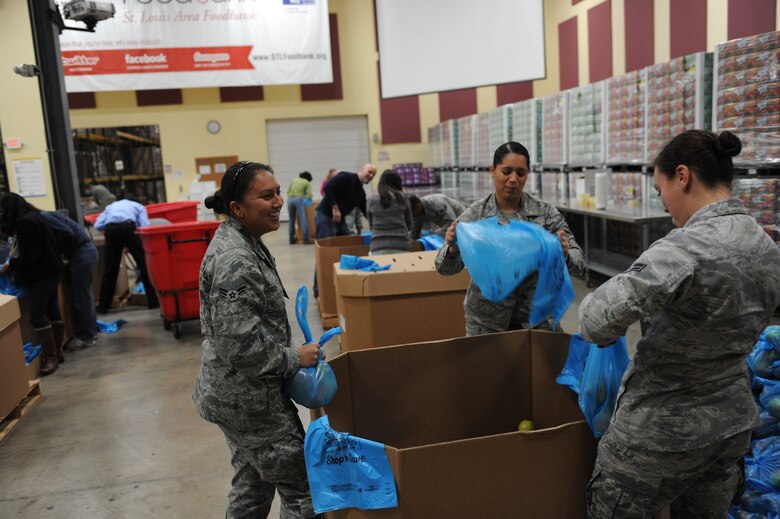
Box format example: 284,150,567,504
0,193,40,235
377,169,405,209
205,161,273,215
655,130,741,189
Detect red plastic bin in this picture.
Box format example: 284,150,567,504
137,220,220,337
84,201,200,225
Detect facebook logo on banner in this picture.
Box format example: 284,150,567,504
283,0,315,4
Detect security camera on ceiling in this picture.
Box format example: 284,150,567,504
60,0,116,32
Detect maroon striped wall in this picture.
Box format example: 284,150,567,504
624,0,654,72
219,86,264,103
68,92,96,109
588,0,613,82
380,95,421,144
136,89,182,106
302,14,343,101
728,0,776,39
670,0,707,58
497,81,534,106
438,88,478,121
558,16,579,90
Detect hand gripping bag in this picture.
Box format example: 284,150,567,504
456,217,574,326
556,333,592,394
577,337,630,439
284,286,340,408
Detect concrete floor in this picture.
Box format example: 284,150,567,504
0,223,637,518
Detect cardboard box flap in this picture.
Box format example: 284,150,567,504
334,251,470,297
325,331,533,449
0,295,21,333
394,420,595,517
530,331,585,428
322,353,355,434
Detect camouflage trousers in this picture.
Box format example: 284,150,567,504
586,430,751,518
221,426,317,519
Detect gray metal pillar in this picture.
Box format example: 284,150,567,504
27,0,82,222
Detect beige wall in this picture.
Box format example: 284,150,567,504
0,2,57,210
2,1,780,205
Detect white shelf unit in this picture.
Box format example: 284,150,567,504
457,115,477,169
488,104,513,156
474,112,491,168
441,119,458,168
427,124,443,168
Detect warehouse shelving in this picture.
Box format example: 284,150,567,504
511,98,542,167
73,125,166,204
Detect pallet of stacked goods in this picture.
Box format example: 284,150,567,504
606,69,648,164
441,119,458,169
488,104,513,155
609,170,644,210
714,31,780,167
428,124,444,168
645,52,713,162
541,91,569,166
511,98,542,196
568,81,607,167
457,115,476,169
474,112,491,168
732,176,780,245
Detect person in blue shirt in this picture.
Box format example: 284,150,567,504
42,211,99,350
95,197,159,313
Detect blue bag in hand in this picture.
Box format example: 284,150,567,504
304,416,398,514
339,255,391,272
746,437,780,493
284,286,340,408
456,217,574,326
416,234,445,251
556,333,592,394
577,337,630,439
0,260,25,297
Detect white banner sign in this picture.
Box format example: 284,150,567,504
59,0,332,92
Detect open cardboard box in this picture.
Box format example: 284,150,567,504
315,236,369,327
334,251,470,351
0,295,31,420
314,329,597,518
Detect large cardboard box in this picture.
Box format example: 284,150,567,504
317,330,597,518
334,251,470,351
0,295,30,420
315,236,369,325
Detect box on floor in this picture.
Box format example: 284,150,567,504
334,250,469,351
0,295,31,420
315,236,369,327
295,202,318,244
313,329,597,518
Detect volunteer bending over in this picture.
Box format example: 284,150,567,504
580,130,780,518
435,141,584,336
192,161,321,518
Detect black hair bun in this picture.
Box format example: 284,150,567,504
204,191,226,214
716,131,742,158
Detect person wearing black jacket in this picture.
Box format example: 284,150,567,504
0,194,65,376
314,164,376,239
42,211,99,351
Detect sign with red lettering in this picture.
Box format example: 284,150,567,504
59,0,332,92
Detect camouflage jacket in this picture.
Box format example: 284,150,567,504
411,194,467,239
580,199,780,452
193,217,302,443
435,192,584,335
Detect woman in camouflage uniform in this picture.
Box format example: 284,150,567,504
580,130,780,518
193,161,321,519
435,141,584,335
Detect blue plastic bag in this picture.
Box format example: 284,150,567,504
748,332,780,378
761,383,780,420
285,286,340,408
304,416,398,514
361,231,372,246
577,337,630,439
416,234,445,251
304,198,314,207
0,270,25,297
456,217,574,327
556,333,592,394
22,342,41,365
339,255,391,272
746,437,780,493
97,319,127,334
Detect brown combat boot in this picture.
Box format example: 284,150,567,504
51,320,65,363
37,326,59,376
